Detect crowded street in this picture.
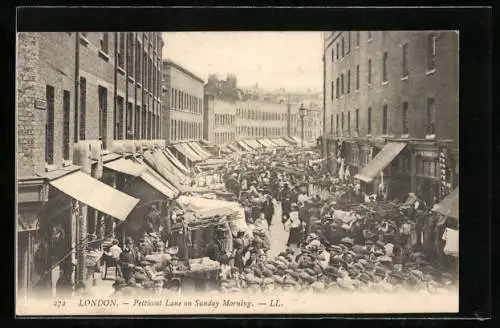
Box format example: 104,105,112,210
16,31,460,314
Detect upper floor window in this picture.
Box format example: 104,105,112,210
367,107,372,134
355,108,359,133
117,32,125,68
367,31,372,41
347,70,351,94
100,32,109,54
341,37,345,57
331,47,334,62
356,64,360,90
347,32,351,53
347,111,351,132
427,34,437,71
368,58,372,84
402,42,409,77
382,104,388,134
356,31,360,47
341,73,345,95
427,98,435,135
402,101,409,134
336,43,339,60
336,77,340,98
382,51,388,82
331,81,334,101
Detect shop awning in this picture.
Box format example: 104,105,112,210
177,195,243,219
103,158,145,177
163,148,190,175
237,140,253,152
245,139,262,149
258,139,274,148
173,143,203,163
49,171,139,221
104,158,179,199
292,136,304,145
432,188,459,220
220,146,233,154
189,142,212,159
354,142,407,183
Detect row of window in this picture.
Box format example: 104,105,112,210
45,80,160,164
170,119,202,142
85,32,162,97
170,88,202,114
329,98,436,136
236,108,286,121
236,126,285,138
215,114,235,127
215,132,236,145
330,36,436,101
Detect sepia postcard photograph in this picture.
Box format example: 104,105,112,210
14,7,478,317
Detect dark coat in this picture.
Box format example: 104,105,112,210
262,200,275,218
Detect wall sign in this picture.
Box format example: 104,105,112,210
34,99,46,110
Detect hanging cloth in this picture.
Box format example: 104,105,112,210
442,228,459,257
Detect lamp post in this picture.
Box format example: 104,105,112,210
299,103,306,148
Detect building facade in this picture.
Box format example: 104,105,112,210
162,60,204,144
323,31,458,204
17,32,163,299
213,99,237,146
235,100,288,140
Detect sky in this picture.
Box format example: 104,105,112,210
162,32,323,92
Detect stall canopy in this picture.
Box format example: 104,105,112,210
142,151,187,191
432,188,459,220
104,158,179,199
292,136,304,145
219,146,233,155
237,140,253,152
267,139,282,147
245,139,262,149
282,137,298,145
227,144,241,153
185,142,209,161
354,142,407,183
177,195,243,219
173,143,203,163
271,138,289,147
189,142,212,159
50,171,139,221
258,139,275,148
155,151,190,183
163,148,190,175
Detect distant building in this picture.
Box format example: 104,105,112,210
162,59,204,144
235,100,288,140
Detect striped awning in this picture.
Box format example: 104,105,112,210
173,143,203,163
163,148,190,175
188,142,212,159
237,141,253,152
245,139,262,149
227,144,241,153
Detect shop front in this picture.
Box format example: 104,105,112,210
354,141,406,197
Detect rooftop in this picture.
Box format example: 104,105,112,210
163,59,204,84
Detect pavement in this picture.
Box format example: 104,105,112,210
267,200,298,258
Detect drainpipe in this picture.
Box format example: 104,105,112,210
113,32,118,148
74,32,80,143
322,35,328,163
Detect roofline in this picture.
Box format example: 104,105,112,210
163,59,205,84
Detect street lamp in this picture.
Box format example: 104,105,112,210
299,103,307,148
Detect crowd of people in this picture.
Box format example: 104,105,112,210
93,147,457,296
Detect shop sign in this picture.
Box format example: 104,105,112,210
34,98,46,110
416,150,438,159
439,147,452,198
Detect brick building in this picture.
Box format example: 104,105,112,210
17,32,163,300
323,31,458,204
162,60,204,144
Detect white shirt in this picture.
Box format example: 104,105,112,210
107,245,122,259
